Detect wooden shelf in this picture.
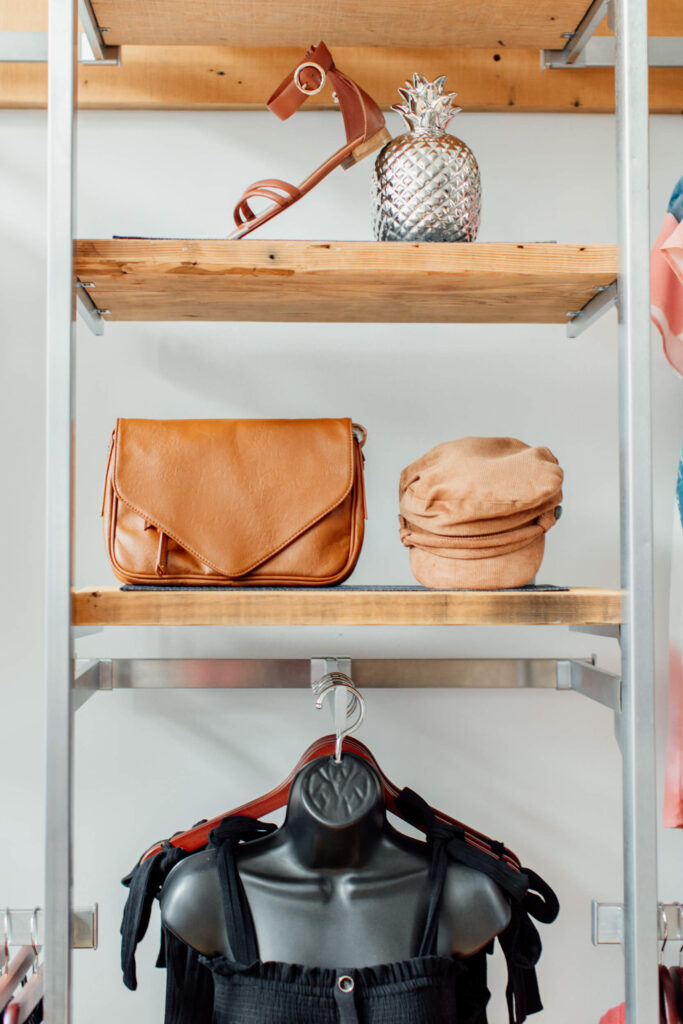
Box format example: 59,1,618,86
75,240,617,324
89,0,594,50
73,586,623,627
3,0,681,113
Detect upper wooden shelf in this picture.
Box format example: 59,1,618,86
75,240,617,325
89,0,594,50
73,586,623,627
3,0,681,113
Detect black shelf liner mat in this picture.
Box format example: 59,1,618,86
120,584,570,593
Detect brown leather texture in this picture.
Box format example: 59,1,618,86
267,42,385,144
102,418,367,587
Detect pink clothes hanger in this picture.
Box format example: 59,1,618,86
0,949,34,1016
0,910,37,1017
2,969,43,1024
2,911,42,1024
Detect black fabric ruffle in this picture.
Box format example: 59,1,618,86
203,952,463,992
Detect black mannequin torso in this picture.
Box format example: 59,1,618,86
160,754,511,967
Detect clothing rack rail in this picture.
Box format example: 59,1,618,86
74,656,620,710
592,902,683,945
2,909,98,950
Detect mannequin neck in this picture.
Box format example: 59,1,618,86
282,753,386,870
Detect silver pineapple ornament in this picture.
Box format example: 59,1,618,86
372,74,481,242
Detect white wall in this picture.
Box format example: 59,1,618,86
0,106,681,1023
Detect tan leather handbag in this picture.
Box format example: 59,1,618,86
102,418,367,586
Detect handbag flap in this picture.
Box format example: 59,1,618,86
112,418,355,578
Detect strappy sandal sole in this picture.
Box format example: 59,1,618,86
229,127,391,240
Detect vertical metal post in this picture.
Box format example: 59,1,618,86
45,0,77,1018
614,0,659,1018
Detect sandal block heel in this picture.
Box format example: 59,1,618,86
341,127,392,170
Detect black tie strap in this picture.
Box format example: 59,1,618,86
521,868,560,925
120,816,276,991
500,867,560,1024
394,788,559,1024
121,841,188,990
208,816,278,967
395,789,530,903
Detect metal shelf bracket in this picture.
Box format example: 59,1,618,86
592,902,682,944
570,624,621,640
76,285,106,336
77,0,120,63
566,282,618,338
556,659,621,711
74,659,112,711
310,657,352,687
0,32,119,65
541,0,610,67
549,36,683,68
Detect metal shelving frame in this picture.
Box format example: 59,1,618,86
43,0,658,1019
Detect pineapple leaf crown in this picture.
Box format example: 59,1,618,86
392,73,462,132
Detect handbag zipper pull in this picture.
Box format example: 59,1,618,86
156,531,168,576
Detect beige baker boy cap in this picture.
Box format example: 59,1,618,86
399,437,564,590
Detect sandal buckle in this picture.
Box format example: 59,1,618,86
294,61,326,96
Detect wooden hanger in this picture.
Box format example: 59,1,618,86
660,964,679,1024
140,734,522,872
0,949,34,1016
2,967,42,1024
668,964,683,1023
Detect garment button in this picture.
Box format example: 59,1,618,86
334,974,359,1023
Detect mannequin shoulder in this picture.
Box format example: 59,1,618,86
159,848,226,956
441,861,512,957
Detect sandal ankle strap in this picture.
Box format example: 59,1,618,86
266,41,385,151
267,42,336,121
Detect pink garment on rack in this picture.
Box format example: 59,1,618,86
653,180,683,829
662,218,683,278
664,482,683,828
598,1003,625,1024
651,213,683,376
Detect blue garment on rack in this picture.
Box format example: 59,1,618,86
668,177,683,223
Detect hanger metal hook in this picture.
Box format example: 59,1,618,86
4,909,11,975
660,905,669,963
30,908,40,972
311,671,359,720
675,903,683,967
315,677,365,764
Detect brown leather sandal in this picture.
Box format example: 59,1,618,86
229,42,391,239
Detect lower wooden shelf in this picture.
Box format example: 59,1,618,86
72,586,623,627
